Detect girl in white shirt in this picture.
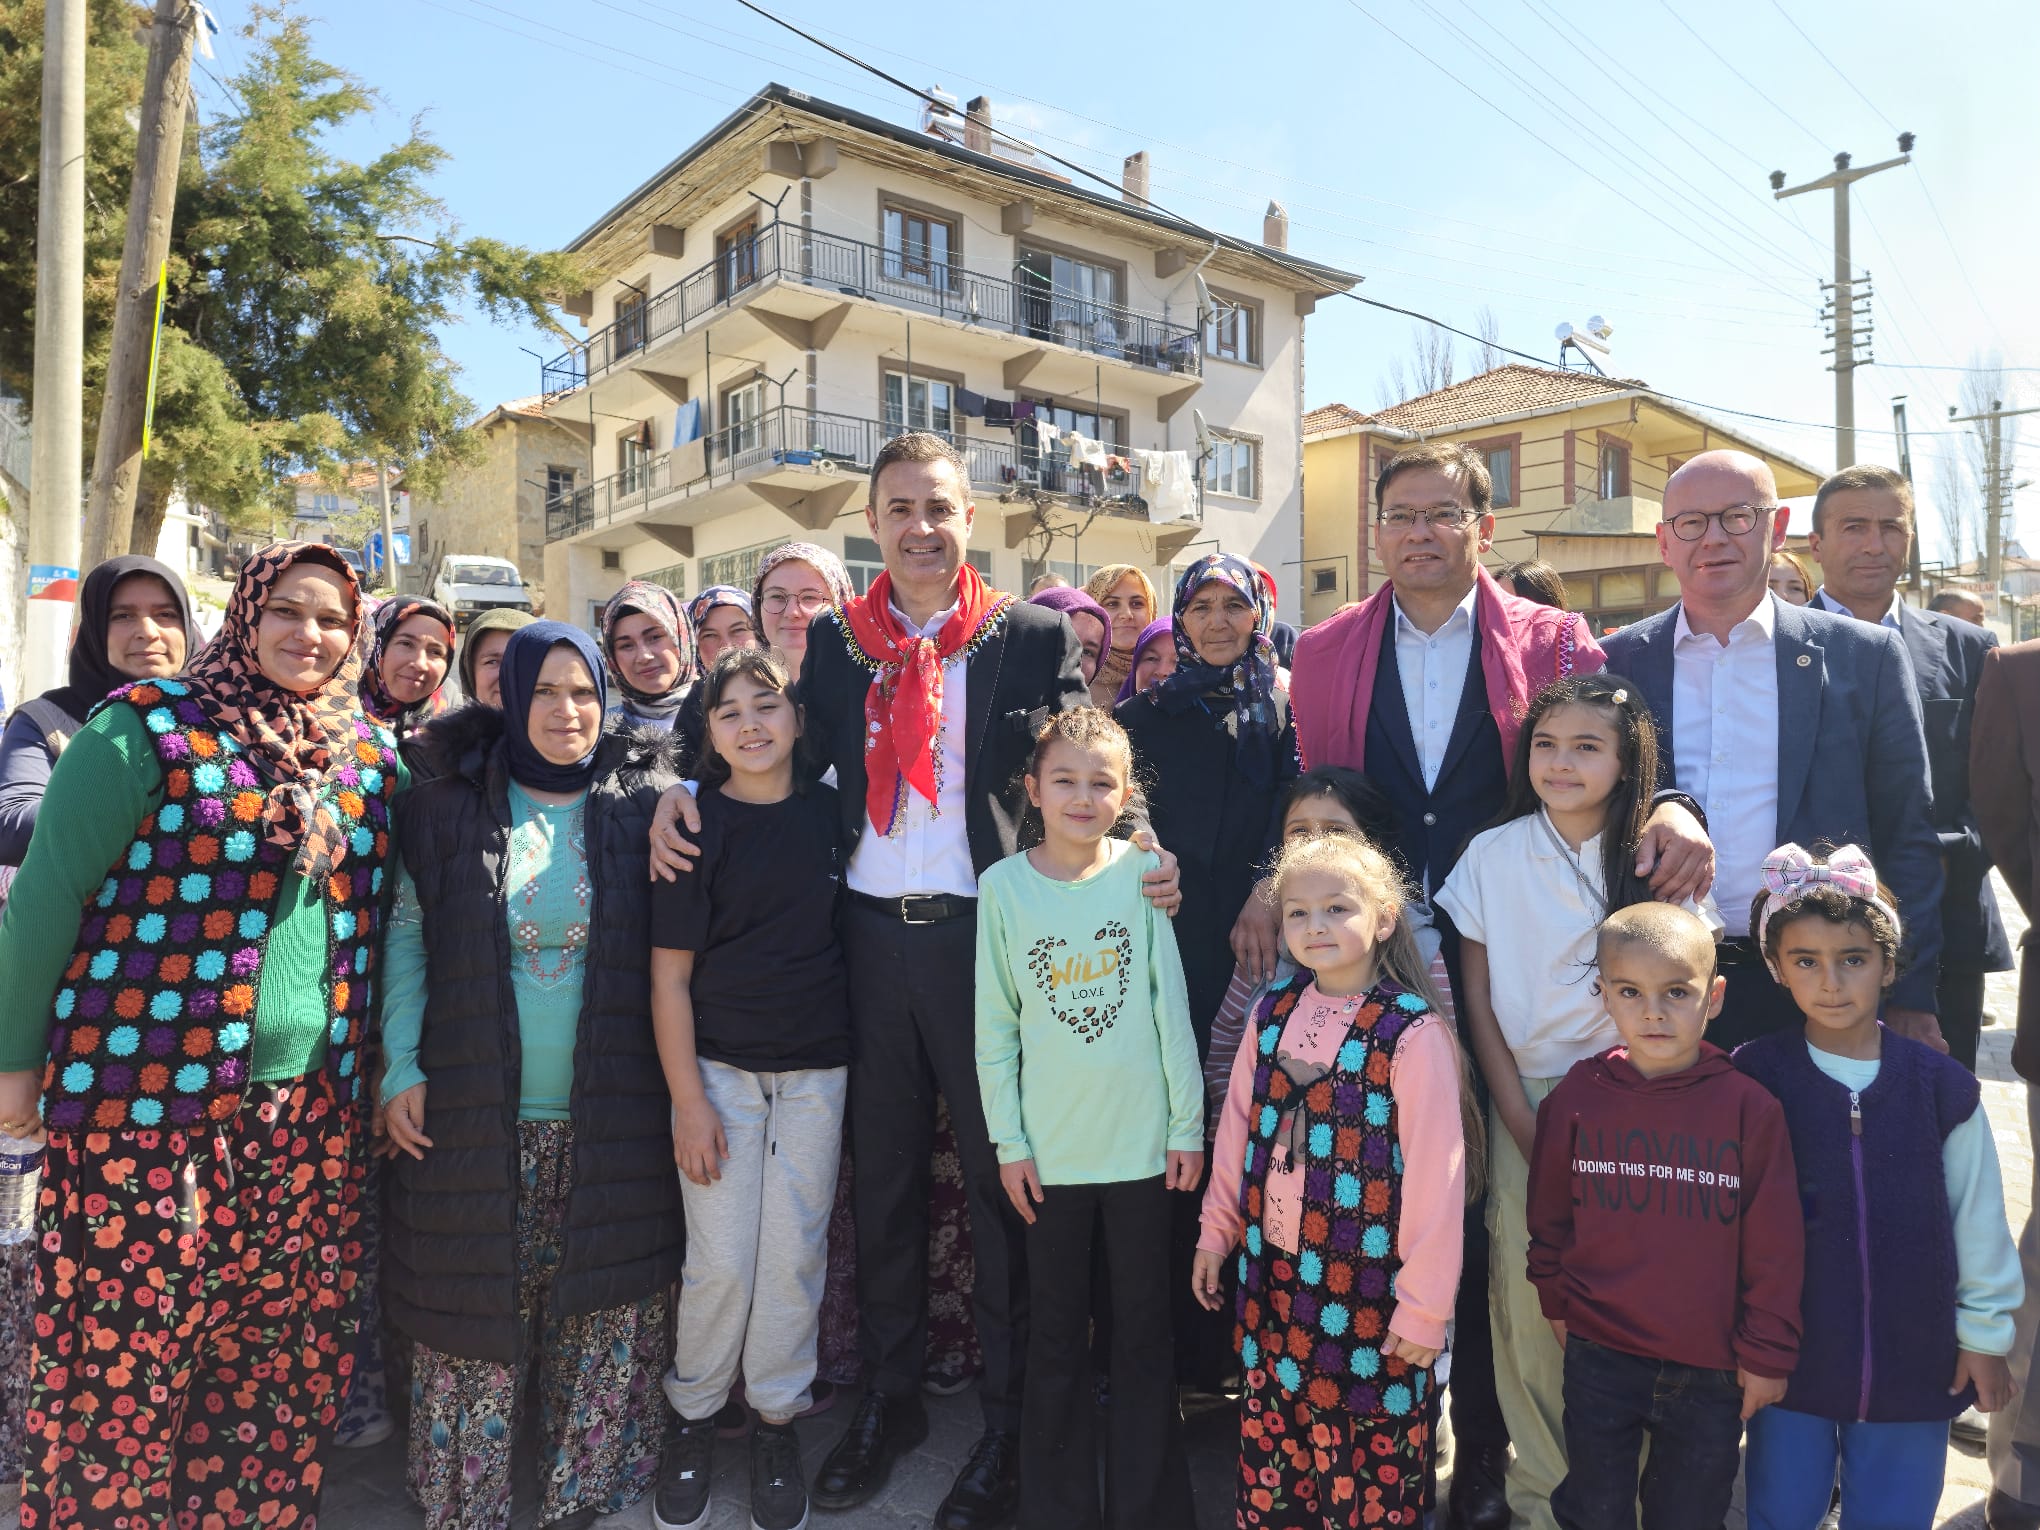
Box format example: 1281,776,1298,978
1435,673,1717,1530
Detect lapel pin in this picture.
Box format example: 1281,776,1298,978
1797,654,1811,667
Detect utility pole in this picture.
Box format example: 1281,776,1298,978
26,0,87,697
1772,134,1913,471
84,0,204,568
1891,396,1920,594
375,462,398,594
1949,398,2040,618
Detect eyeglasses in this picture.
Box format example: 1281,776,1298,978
1665,504,1775,542
761,590,832,616
1377,504,1478,532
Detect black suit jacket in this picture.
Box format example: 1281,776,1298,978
1895,601,2013,972
796,599,1089,876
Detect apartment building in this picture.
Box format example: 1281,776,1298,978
538,84,1358,631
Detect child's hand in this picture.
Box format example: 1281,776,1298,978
672,1096,728,1187
1383,1331,1441,1369
1548,1319,1567,1351
1955,1350,2018,1412
1738,1368,1788,1421
1191,1249,1226,1311
1000,1159,1044,1225
1166,1149,1205,1191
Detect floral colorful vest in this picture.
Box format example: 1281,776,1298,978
1233,974,1437,1419
42,680,398,1134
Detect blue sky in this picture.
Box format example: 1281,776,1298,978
195,0,2039,560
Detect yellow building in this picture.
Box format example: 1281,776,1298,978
1301,365,1824,631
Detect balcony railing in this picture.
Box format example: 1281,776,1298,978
545,404,1194,541
541,222,1202,399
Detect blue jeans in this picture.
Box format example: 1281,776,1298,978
1745,1405,1950,1530
1551,1337,1745,1530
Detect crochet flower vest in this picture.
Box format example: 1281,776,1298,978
42,680,398,1133
1233,974,1436,1419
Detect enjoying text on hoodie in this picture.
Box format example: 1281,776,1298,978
1526,1043,1804,1379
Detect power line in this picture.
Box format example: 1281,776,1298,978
1658,0,1827,150
1767,0,1900,134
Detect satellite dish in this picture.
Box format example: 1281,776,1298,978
1193,273,1215,320
1587,314,1613,340
1192,408,1212,457
1554,321,1574,342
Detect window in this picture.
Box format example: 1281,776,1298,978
1016,248,1122,344
1204,297,1258,364
845,535,988,595
1203,432,1260,500
721,380,767,459
882,207,955,288
639,563,687,598
1599,441,1632,499
1019,400,1125,495
883,370,954,437
699,538,782,595
616,424,651,493
1022,558,1100,591
1483,445,1516,508
715,218,759,301
544,465,576,505
615,285,647,356
1312,567,1340,595
309,493,340,515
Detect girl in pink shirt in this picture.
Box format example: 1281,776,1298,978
1195,832,1476,1529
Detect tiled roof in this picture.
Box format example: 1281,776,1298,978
1369,364,1641,434
1302,403,1379,436
287,463,392,493
497,395,550,419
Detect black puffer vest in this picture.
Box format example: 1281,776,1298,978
383,705,685,1362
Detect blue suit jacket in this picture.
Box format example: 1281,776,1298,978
1893,601,2012,972
1602,597,1945,1012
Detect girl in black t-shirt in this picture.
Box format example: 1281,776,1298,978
648,647,849,1530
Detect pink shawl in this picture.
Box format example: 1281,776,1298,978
1289,564,1604,776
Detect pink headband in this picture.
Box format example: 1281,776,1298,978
1756,842,1902,949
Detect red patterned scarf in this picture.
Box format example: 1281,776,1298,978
184,542,368,880
841,564,1011,836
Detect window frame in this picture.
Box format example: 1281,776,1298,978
879,193,962,291
1202,428,1262,502
1465,431,1521,510
714,213,761,301
878,360,967,441
1597,434,1633,499
1202,287,1263,367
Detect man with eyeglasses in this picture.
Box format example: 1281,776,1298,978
1807,463,2008,1075
1289,441,1716,1530
1602,449,1944,1052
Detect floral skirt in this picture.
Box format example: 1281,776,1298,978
406,1120,668,1530
22,1074,368,1530
1237,1363,1430,1530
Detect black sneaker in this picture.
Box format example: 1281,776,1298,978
653,1414,716,1530
749,1420,809,1530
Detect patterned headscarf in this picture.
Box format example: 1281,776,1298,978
686,584,754,629
182,541,367,881
360,594,456,741
751,541,854,647
599,579,696,721
1151,552,1281,786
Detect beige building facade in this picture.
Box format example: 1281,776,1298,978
538,85,1357,634
406,397,591,602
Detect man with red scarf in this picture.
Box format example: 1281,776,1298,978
652,432,1178,1530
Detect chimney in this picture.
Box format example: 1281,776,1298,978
1263,200,1289,250
965,95,993,155
1122,150,1150,207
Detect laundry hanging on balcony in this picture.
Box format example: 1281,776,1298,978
1064,432,1109,470
956,387,988,418
672,399,703,446
1135,449,1197,523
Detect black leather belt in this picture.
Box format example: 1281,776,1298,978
848,890,978,925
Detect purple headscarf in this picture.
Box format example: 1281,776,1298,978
1114,617,1177,704
1027,586,1113,647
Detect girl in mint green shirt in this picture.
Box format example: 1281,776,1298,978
974,707,1203,1530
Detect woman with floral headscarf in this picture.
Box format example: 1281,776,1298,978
0,542,405,1529
752,542,853,670
362,594,457,748
1116,553,1296,1389
601,580,699,734
686,585,759,670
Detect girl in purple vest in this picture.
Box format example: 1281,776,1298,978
1196,832,1476,1529
1735,843,2022,1530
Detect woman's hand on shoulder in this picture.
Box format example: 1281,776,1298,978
1130,830,1182,915
650,784,703,881
0,1070,43,1142
384,1083,432,1160
672,1094,728,1186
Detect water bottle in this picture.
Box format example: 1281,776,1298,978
0,1132,44,1245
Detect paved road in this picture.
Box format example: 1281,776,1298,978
7,883,2031,1529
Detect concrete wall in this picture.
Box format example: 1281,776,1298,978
409,416,587,600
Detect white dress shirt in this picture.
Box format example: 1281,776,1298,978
1813,586,1904,630
1393,584,1479,792
1671,594,1782,937
845,597,978,899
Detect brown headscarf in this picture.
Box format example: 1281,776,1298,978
1083,563,1159,708
184,542,367,881
361,593,457,741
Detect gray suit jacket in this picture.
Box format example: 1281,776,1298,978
1602,596,1945,1011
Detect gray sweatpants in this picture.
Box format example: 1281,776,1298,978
1990,1085,2040,1505
665,1060,847,1423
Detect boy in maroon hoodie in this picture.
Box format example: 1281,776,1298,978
1527,903,1804,1530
